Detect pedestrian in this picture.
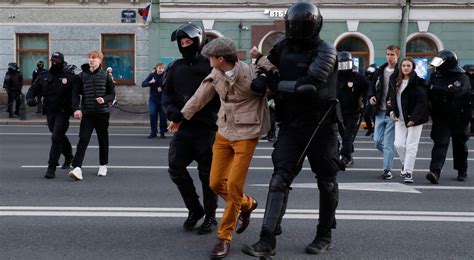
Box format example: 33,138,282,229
168,37,277,259
3,62,23,118
368,45,400,180
426,50,471,183
106,67,117,84
26,52,75,179
142,63,167,139
336,51,369,167
32,60,48,113
241,2,342,258
462,64,474,135
68,50,115,181
388,57,429,183
363,63,378,136
161,23,220,235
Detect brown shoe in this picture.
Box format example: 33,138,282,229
210,239,230,259
235,199,258,234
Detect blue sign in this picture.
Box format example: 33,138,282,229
414,57,429,80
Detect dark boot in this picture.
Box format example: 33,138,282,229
305,226,333,254
457,171,467,181
44,165,56,179
197,215,217,235
426,171,440,184
183,210,205,231
241,230,276,258
210,239,230,259
235,198,258,234
61,156,73,169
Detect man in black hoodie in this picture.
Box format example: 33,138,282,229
162,23,220,235
26,52,75,179
69,50,115,181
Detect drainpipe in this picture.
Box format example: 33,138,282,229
399,0,410,58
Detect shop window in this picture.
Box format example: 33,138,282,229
16,33,49,84
406,37,437,80
101,34,135,85
336,37,370,74
261,32,285,55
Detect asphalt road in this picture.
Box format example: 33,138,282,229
1,124,473,260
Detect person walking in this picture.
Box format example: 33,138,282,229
68,50,115,181
363,63,378,136
426,50,471,183
168,37,277,259
142,63,167,139
162,23,220,235
241,2,342,258
3,63,23,118
368,45,400,180
26,52,75,179
388,57,429,183
32,60,48,113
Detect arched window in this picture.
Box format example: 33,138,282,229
406,36,438,80
336,36,370,74
259,31,285,55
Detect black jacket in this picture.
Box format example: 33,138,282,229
3,70,23,96
72,64,115,115
428,71,471,124
27,64,75,116
368,62,399,114
162,54,219,131
388,73,429,126
142,71,163,99
32,68,47,84
337,71,369,116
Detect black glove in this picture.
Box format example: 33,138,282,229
169,111,184,123
295,84,318,96
295,75,317,87
27,98,38,107
250,75,268,95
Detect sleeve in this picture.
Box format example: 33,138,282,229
180,76,217,120
162,62,183,122
72,74,83,112
141,73,153,88
103,73,116,104
305,41,337,86
411,79,429,123
26,74,41,100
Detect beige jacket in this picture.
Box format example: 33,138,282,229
181,58,276,141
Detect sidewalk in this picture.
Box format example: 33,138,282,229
0,105,150,126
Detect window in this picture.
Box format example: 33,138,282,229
101,34,135,85
260,32,285,56
336,37,370,75
406,37,438,80
16,33,49,84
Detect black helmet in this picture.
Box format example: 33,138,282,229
365,63,379,76
284,2,323,40
337,51,353,71
37,60,45,69
7,62,19,72
430,50,464,73
171,23,206,54
50,52,64,64
462,64,474,73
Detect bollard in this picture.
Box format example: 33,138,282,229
19,93,27,120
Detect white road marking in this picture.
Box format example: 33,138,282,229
0,206,472,222
253,155,473,161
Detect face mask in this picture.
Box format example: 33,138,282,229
179,41,199,60
50,62,64,74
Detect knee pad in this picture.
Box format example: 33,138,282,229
317,180,338,194
269,172,290,193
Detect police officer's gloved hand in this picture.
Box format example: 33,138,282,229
295,75,317,88
295,75,318,96
27,98,38,107
169,111,184,123
250,74,268,95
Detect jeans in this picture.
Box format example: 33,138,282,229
149,96,167,135
373,111,395,171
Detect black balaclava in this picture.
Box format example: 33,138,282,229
50,52,65,74
179,37,200,61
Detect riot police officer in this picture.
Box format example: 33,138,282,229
162,23,220,234
363,63,378,136
26,52,75,179
426,50,471,183
241,2,342,257
462,64,474,135
32,60,48,113
3,63,23,118
337,51,369,167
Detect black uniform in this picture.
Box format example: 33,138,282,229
463,64,474,134
3,63,23,118
162,23,219,234
242,2,342,258
363,64,378,135
337,70,369,164
32,61,48,113
426,50,471,183
26,54,74,179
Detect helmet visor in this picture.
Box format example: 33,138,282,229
430,57,444,68
285,20,315,40
338,61,353,71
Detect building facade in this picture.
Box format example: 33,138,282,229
1,0,473,105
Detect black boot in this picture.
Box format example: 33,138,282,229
61,156,73,169
305,226,333,254
183,209,205,231
426,171,440,184
241,230,276,258
44,165,56,179
197,215,217,235
457,171,467,181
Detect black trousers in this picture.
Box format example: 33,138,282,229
46,111,73,170
430,120,470,174
72,113,110,167
7,92,20,116
168,128,218,216
338,114,358,160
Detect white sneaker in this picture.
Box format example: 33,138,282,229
68,167,83,181
98,165,107,177
404,173,414,183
